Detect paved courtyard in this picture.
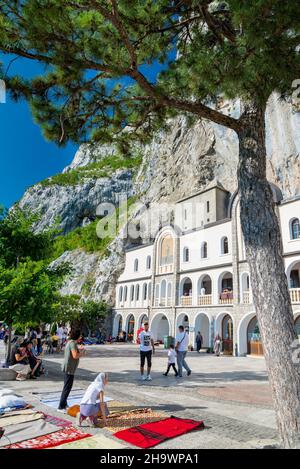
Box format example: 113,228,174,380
0,343,280,449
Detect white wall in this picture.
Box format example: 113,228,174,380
118,244,153,282
279,199,300,254
179,220,232,272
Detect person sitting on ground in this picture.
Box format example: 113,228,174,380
26,341,43,377
163,344,178,377
8,341,32,381
77,372,109,427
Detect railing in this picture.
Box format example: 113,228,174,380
198,295,212,306
159,298,166,307
290,288,300,304
154,298,159,307
158,264,173,274
242,291,250,304
167,297,172,306
219,293,233,305
181,296,192,306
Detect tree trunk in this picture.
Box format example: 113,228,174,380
238,101,300,448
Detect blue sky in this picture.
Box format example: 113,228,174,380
0,57,76,209
0,51,174,209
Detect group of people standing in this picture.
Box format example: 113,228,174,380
139,323,192,380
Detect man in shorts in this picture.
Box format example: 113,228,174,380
139,322,155,381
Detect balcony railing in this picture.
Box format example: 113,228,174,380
158,264,173,274
181,296,192,306
242,291,250,304
167,297,172,306
198,294,212,306
219,292,233,304
290,288,300,304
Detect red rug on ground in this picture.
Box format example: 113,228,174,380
4,426,91,449
114,416,205,449
43,413,72,427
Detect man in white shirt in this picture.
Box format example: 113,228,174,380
139,322,155,381
175,325,192,377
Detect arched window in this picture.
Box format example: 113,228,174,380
160,235,174,265
161,280,167,299
146,256,151,270
183,247,189,262
291,218,300,240
167,282,172,299
148,282,151,300
134,259,139,272
221,236,229,254
136,284,140,301
124,286,128,302
201,242,208,259
130,285,135,302
143,283,147,301
119,286,123,303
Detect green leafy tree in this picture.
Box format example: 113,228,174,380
53,294,109,332
1,0,300,446
0,207,69,360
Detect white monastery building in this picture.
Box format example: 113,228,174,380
113,182,300,356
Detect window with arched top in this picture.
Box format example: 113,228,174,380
119,286,123,303
134,259,139,272
183,247,189,262
146,255,151,270
160,235,174,266
143,283,147,301
136,284,140,301
124,286,128,302
221,236,229,254
130,285,135,302
160,280,167,299
290,218,300,240
201,242,208,259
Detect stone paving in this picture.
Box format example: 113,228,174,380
0,342,280,449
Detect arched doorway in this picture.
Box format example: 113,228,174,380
197,275,212,305
151,314,170,342
113,314,123,338
176,313,189,331
287,262,300,303
247,316,263,355
241,272,251,304
194,313,210,348
295,315,300,338
180,277,193,306
218,272,233,304
137,314,148,343
222,314,233,355
126,314,135,342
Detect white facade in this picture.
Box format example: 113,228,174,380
113,185,300,356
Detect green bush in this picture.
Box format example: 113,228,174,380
40,153,143,187
52,196,137,257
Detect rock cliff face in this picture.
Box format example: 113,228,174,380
18,94,300,306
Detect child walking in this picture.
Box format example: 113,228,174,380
163,344,178,376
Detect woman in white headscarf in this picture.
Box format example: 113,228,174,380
78,372,109,427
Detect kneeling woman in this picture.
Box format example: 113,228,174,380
78,372,109,427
